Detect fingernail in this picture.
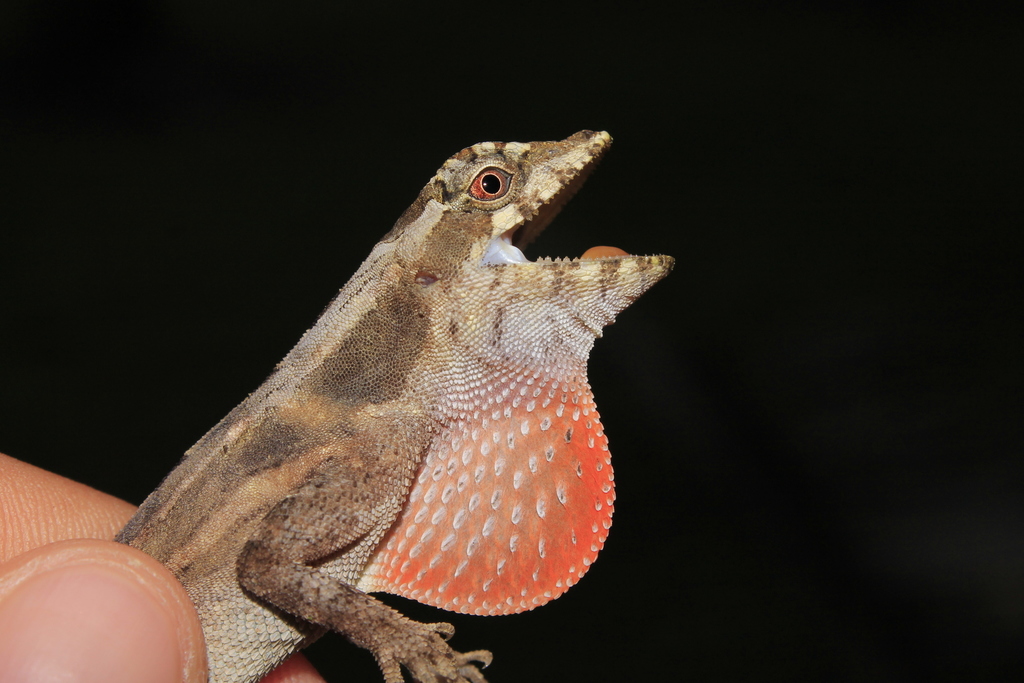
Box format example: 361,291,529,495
0,563,182,683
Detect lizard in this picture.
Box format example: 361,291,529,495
116,130,674,683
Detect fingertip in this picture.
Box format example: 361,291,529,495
259,653,328,683
0,539,207,683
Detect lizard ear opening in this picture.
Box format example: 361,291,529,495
415,270,439,286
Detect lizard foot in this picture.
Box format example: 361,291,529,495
373,619,492,683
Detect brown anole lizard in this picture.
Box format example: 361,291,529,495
116,130,673,683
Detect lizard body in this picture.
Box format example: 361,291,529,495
117,130,673,682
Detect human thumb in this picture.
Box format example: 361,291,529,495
0,539,207,683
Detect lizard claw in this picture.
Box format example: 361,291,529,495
457,650,492,668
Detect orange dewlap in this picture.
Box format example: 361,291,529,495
360,377,614,616
581,245,629,259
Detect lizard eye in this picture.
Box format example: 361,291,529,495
468,167,511,201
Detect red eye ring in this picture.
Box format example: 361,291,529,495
469,167,511,201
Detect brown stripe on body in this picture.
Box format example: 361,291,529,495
222,416,305,479
416,210,481,281
299,283,429,405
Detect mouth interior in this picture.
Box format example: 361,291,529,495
482,223,629,266
482,226,530,265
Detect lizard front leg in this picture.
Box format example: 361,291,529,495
236,466,491,683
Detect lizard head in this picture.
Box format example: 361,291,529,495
391,130,674,374
434,129,615,264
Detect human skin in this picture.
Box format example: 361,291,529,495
0,452,325,683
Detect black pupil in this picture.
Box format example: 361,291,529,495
480,173,502,195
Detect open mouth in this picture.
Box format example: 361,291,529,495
482,222,629,266
480,138,626,267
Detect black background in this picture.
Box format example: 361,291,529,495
2,2,1022,681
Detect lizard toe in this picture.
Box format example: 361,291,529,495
455,650,492,683
427,621,456,641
